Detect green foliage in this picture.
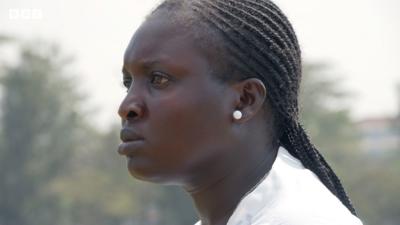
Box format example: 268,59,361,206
300,63,400,225
0,41,83,225
349,153,400,225
300,64,359,155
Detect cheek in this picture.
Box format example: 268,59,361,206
147,87,228,168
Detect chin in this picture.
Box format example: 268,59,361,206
127,160,179,185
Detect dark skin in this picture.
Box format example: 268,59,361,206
118,12,278,225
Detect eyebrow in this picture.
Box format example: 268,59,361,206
122,59,163,77
122,67,129,77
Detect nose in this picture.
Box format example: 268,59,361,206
118,91,145,122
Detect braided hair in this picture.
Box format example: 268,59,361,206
149,0,357,215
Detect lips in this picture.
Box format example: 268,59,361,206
118,128,145,156
120,128,144,143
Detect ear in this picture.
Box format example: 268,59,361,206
231,78,267,123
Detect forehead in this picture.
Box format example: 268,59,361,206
123,14,209,72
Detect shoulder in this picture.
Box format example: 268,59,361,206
250,148,364,225
250,193,364,225
251,206,363,225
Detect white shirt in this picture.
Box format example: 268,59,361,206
194,147,363,225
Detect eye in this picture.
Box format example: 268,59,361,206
150,72,171,89
123,76,133,90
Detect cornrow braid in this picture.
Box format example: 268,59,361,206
192,1,300,120
150,0,357,215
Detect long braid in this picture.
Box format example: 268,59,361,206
281,120,357,214
151,0,357,215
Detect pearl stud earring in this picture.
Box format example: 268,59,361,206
233,110,243,120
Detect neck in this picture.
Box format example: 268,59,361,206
184,142,278,225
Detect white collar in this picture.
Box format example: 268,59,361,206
195,146,363,225
223,146,302,224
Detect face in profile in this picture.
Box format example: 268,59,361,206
118,13,237,184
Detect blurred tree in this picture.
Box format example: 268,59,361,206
300,63,360,162
0,41,84,225
299,63,400,225
48,126,143,225
0,34,14,49
349,152,400,225
396,82,400,150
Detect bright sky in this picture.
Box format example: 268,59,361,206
1,0,399,128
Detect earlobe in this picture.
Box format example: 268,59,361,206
233,110,243,120
231,78,266,122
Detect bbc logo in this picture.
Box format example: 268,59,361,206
9,8,43,20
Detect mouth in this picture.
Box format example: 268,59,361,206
118,139,145,157
120,128,144,142
118,128,145,156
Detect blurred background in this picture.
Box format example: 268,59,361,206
0,0,399,225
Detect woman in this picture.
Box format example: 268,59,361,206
117,0,364,224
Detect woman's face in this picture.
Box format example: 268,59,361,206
118,14,236,184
